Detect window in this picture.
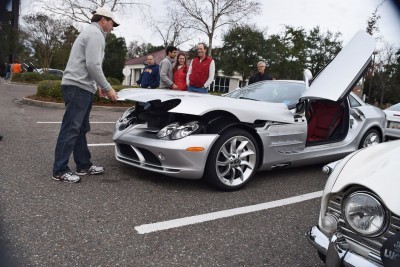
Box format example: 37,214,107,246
348,94,361,107
210,76,230,94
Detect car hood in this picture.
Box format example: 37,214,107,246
117,88,295,123
330,140,400,214
301,30,376,102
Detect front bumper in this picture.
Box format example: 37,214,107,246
306,225,383,267
113,124,219,179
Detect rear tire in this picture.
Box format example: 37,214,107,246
358,128,381,149
204,128,259,191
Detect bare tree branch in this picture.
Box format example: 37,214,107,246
169,0,261,55
145,6,196,47
37,0,147,25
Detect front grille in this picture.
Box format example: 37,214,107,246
118,143,139,161
117,143,161,167
326,191,400,261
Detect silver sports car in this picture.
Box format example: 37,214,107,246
113,31,386,191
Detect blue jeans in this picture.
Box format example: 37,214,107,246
188,85,208,94
53,85,94,176
5,72,11,80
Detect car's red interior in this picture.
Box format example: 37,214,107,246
307,101,343,141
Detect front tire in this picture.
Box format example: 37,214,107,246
205,128,259,191
317,251,326,263
359,128,381,149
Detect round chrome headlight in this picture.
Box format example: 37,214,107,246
170,121,199,140
343,192,386,236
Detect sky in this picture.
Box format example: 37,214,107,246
113,0,400,50
21,0,400,50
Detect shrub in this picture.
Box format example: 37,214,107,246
10,73,23,82
36,80,134,104
11,72,61,83
37,80,63,101
41,73,62,81
107,77,121,85
23,72,44,82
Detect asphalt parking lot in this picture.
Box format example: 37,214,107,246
0,80,326,266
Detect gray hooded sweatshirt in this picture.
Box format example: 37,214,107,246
62,22,111,94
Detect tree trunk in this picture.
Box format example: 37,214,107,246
208,34,213,56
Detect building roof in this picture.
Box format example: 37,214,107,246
125,49,166,66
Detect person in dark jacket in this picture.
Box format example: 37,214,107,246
248,61,273,85
136,55,160,88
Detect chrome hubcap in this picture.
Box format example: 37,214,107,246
216,136,256,186
363,132,380,147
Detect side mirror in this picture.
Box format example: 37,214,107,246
303,69,313,90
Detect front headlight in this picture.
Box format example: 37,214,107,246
157,122,180,139
119,107,135,120
157,121,199,140
117,107,136,130
343,192,387,236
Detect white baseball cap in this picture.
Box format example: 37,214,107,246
92,7,120,27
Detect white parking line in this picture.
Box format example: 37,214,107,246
135,190,323,234
37,122,116,124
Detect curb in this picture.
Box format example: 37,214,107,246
21,97,129,112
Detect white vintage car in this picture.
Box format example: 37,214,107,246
113,31,386,191
306,140,400,266
384,103,400,139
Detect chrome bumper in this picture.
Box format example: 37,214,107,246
113,124,220,178
306,226,383,267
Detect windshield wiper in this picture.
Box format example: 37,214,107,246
238,96,259,101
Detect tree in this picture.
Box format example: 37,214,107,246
103,33,128,82
305,27,342,75
264,26,308,80
264,26,342,80
126,41,164,59
148,7,194,47
219,24,266,81
387,49,400,104
363,0,384,101
51,26,80,70
366,43,399,105
38,0,146,24
170,0,261,55
22,13,69,70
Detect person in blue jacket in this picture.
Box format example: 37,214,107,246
136,55,160,88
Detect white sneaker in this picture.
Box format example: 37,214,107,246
52,172,80,183
76,165,104,176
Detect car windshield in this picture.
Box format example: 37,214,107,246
224,81,306,109
386,103,400,111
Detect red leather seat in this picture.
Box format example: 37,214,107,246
307,101,343,141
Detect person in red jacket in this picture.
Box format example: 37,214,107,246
186,43,215,94
172,53,188,91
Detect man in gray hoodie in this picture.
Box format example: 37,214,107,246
52,7,119,183
159,46,178,89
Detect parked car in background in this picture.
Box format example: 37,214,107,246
35,68,64,76
306,140,400,266
384,103,400,139
113,31,386,191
